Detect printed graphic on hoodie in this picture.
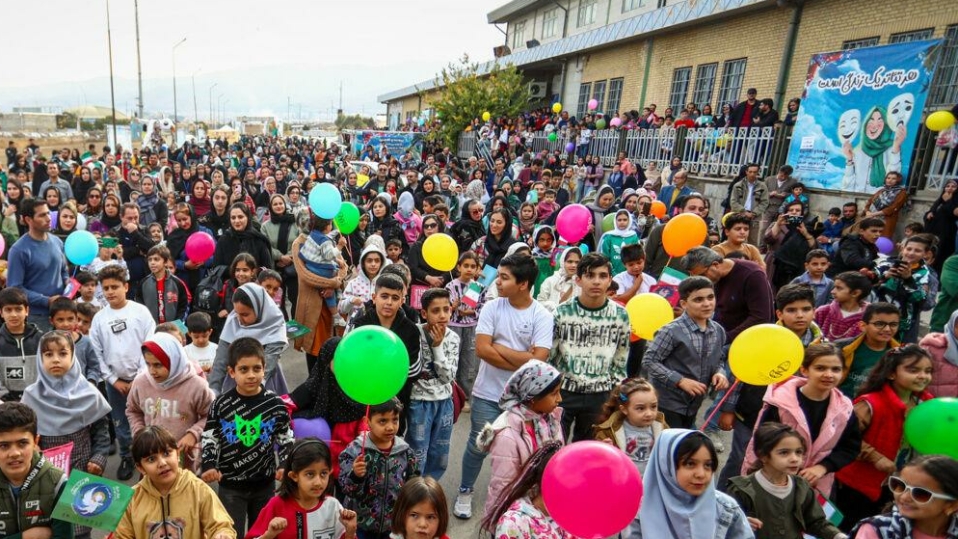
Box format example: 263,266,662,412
221,414,277,448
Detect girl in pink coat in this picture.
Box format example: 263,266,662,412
918,310,958,398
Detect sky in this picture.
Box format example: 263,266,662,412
1,0,506,121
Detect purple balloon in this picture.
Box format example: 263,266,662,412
876,236,894,255
292,417,332,443
565,142,575,152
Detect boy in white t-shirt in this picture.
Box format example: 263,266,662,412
184,311,218,375
613,244,657,304
453,253,554,520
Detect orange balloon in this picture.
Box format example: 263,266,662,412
650,200,667,219
662,213,708,257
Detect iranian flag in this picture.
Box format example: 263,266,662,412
81,151,94,166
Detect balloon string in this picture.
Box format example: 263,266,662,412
666,256,673,270
700,379,739,432
357,405,370,464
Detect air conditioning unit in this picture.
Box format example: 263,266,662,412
493,45,512,58
527,81,548,99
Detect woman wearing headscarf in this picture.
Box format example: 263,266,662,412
464,178,488,205
201,185,232,239
90,192,123,235
136,175,168,230
863,171,908,239
72,165,96,206
394,191,422,245
207,283,290,396
188,178,212,217
537,246,582,312
586,185,617,251
450,199,487,254
407,214,452,288
919,310,958,398
82,185,104,220
212,202,274,269
156,165,176,195
471,208,517,269
516,202,538,245
842,106,904,193
414,176,438,212
367,194,407,253
262,193,301,318
166,203,214,292
924,178,958,275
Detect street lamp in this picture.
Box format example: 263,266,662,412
216,93,224,126
192,68,201,136
172,37,186,123
221,99,230,125
208,83,218,124
105,0,118,146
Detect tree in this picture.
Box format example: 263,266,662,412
335,113,376,131
423,54,530,149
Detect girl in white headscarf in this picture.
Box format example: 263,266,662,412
536,246,582,312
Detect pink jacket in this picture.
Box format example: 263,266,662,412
741,377,853,495
919,333,958,398
815,300,867,342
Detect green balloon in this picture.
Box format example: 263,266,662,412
547,132,558,142
602,213,616,232
334,202,361,234
905,398,958,459
334,326,409,405
596,119,607,130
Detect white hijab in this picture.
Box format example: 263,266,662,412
220,283,288,345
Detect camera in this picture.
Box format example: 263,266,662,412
785,215,804,226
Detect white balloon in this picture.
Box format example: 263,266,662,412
76,213,88,231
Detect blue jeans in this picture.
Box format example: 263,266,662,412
407,398,454,480
459,396,502,492
105,383,132,459
717,418,752,492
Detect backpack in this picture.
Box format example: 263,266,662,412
193,265,228,313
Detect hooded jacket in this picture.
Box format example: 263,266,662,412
0,322,42,396
393,192,423,245
919,326,958,398
727,473,844,539
338,434,420,535
339,243,389,317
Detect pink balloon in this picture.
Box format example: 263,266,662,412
555,204,592,243
0,234,5,257
588,98,598,110
610,117,623,127
543,441,643,538
184,231,216,264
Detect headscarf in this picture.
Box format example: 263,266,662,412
639,429,718,539
295,337,366,423
873,180,907,212
860,106,895,188
97,194,123,230
397,191,415,219
220,283,288,345
483,208,517,267
465,179,486,203
531,226,555,258
189,183,212,217
141,332,196,391
21,335,112,436
267,193,295,254
601,209,636,240
517,202,538,236
137,181,161,225
498,359,563,447
944,310,958,367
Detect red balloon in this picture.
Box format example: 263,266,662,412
184,232,216,264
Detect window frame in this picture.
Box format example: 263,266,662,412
622,0,645,13
591,80,608,113
577,0,597,27
692,62,718,109
717,58,748,107
889,28,935,44
607,78,624,117
511,21,527,50
577,82,593,118
543,8,559,38
842,36,880,50
668,67,693,112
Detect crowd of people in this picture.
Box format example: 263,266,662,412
0,100,957,539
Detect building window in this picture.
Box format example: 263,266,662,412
717,58,747,106
512,21,526,50
657,0,667,7
842,36,880,50
607,78,624,116
890,28,934,43
622,0,645,13
577,0,597,27
592,80,607,112
929,25,958,109
668,67,692,112
543,8,559,38
577,82,592,117
692,63,718,109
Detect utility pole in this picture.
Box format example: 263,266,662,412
208,83,217,124
172,37,186,123
287,96,291,124
192,69,200,135
216,93,224,126
105,0,117,147
134,0,144,117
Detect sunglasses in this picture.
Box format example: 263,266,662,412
888,476,956,504
424,222,439,229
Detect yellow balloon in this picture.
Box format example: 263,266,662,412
926,110,957,132
482,111,491,122
728,324,804,386
357,173,370,187
552,103,563,113
626,293,674,340
422,233,459,272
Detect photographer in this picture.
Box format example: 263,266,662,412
763,200,817,291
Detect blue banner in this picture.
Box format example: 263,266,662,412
787,40,941,193
356,131,424,163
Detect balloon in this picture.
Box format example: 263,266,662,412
547,132,558,142
292,417,331,443
926,110,957,132
543,441,642,538
544,123,555,133
308,183,343,219
422,233,459,272
356,173,370,187
876,236,895,255
555,204,592,243
729,324,804,385
333,202,361,235
334,326,409,405
552,102,562,113
184,231,216,264
565,142,575,153
76,213,88,231
662,213,708,257
482,111,491,122
716,133,731,148
650,200,667,219
610,117,622,127
905,398,958,459
602,213,616,232
63,231,98,266
588,98,598,110
596,119,607,130
626,293,674,339
0,234,5,257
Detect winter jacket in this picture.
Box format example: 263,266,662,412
815,300,867,342
727,473,843,539
338,434,420,535
730,179,769,216
136,270,191,324
536,273,580,313
114,468,235,539
827,234,878,278
918,332,958,398
592,410,667,473
0,452,73,538
339,244,388,318
0,322,42,397
412,325,460,401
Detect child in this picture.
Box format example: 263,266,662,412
728,423,847,539
217,252,258,323
875,233,936,343
76,302,99,336
246,439,358,539
201,337,294,534
114,426,235,539
476,360,564,521
612,243,657,304
790,249,834,308
147,222,165,244
257,269,284,308
21,330,113,539
0,287,42,401
137,245,190,324
339,398,420,539
536,189,560,223
156,321,186,345
819,207,844,255
0,402,74,539
299,217,346,315
642,276,729,428
593,378,668,475
741,344,860,498
834,344,935,531
919,310,958,398
340,243,387,320
531,226,557,296
835,302,901,398
386,238,406,268
484,442,567,538
780,182,809,214
390,477,450,539
598,209,640,275
536,247,581,312
126,332,213,473
636,429,752,539
446,251,485,402
49,297,102,383
713,212,765,270
89,264,156,480
408,288,460,480
74,270,102,307
815,271,871,342
185,311,218,374
852,455,958,539
517,202,538,243
775,283,824,346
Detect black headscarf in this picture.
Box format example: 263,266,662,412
166,204,198,261
267,193,295,254
290,337,366,423
483,208,517,267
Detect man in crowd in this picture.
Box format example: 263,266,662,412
6,199,68,331
729,163,769,245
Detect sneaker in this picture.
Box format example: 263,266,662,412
705,431,726,453
117,457,135,481
453,489,473,519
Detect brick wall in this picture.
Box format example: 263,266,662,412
581,39,649,112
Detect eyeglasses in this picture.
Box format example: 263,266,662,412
424,222,439,230
888,476,956,504
471,209,484,215
869,321,900,330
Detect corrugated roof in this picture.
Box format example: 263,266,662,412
378,0,772,103
487,0,544,24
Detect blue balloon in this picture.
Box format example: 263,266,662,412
292,417,331,443
309,183,343,219
64,231,99,266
